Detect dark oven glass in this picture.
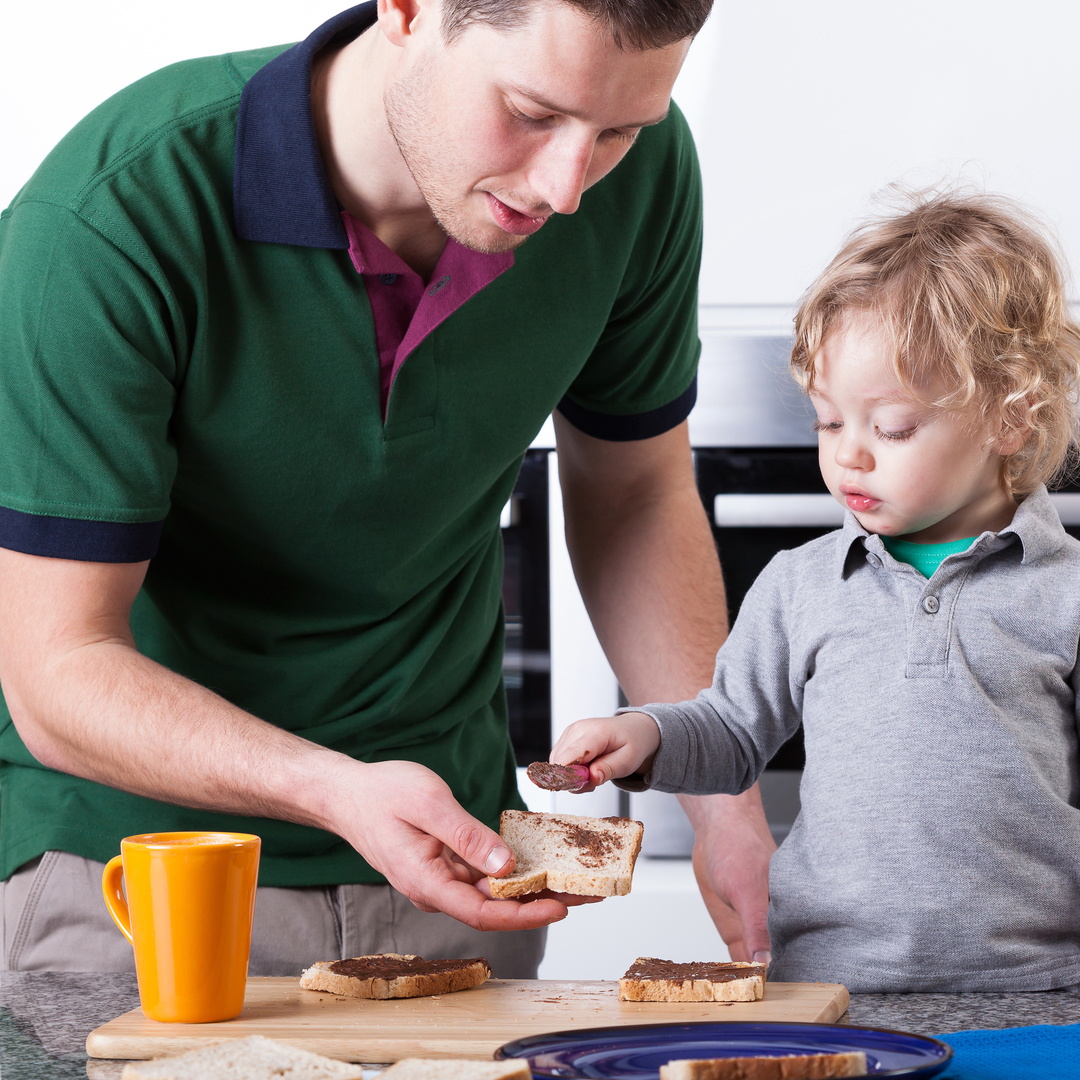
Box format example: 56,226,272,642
502,449,551,765
694,446,834,771
694,448,1080,770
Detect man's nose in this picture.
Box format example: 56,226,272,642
530,133,595,216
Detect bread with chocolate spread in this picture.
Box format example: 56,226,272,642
299,953,491,999
487,809,643,898
659,1052,867,1079
619,957,766,1002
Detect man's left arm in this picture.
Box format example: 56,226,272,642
554,412,775,963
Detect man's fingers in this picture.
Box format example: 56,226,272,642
542,891,605,906
473,876,603,908
692,851,749,959
737,901,772,964
417,876,569,931
475,895,569,932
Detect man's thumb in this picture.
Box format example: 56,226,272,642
743,913,772,967
446,816,514,877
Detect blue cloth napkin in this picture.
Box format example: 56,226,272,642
936,1023,1080,1079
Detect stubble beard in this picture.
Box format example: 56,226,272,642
383,58,530,256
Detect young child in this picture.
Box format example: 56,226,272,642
552,191,1080,993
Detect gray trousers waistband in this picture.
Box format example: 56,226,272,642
2,852,545,978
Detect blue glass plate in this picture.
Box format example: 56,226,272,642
495,1021,953,1079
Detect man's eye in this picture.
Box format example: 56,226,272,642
812,420,842,433
507,102,553,126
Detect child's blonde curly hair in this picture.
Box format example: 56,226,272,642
791,189,1080,497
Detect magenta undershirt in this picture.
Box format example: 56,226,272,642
341,211,514,417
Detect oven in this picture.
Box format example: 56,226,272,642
501,448,552,767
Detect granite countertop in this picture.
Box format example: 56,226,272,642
2,972,1077,1079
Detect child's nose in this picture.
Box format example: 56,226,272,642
834,430,873,471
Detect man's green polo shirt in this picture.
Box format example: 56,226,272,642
0,4,702,885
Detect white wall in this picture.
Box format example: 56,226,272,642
0,2,343,210
673,1,1080,308
8,2,1080,310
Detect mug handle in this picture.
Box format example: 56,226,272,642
101,855,133,944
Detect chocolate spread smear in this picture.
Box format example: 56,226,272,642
622,958,766,982
526,761,588,791
557,819,624,867
328,956,489,979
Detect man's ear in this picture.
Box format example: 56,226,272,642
378,0,429,46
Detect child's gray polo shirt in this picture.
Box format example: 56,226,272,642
639,485,1080,992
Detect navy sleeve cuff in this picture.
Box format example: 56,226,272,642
556,376,697,442
0,507,163,562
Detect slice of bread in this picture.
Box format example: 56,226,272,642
380,1059,532,1080
619,958,766,1002
487,810,644,898
119,1035,364,1079
299,953,491,999
660,1052,868,1080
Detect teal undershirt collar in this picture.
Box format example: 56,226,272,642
881,535,977,578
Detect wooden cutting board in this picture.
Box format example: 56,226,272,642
86,977,850,1063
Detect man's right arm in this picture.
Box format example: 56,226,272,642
0,547,567,932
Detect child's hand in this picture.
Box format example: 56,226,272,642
549,712,661,791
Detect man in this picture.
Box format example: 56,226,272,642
0,0,774,975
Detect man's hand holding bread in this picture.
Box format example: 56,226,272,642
324,756,578,933
322,758,595,931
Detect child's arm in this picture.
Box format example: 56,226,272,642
550,711,662,791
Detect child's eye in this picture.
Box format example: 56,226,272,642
812,420,842,434
876,427,917,442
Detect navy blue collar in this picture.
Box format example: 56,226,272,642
233,3,377,249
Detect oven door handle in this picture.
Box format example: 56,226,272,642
713,494,844,527
1050,493,1080,525
714,492,1080,527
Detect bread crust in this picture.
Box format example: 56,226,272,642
618,958,766,1002
299,954,491,999
659,1052,867,1079
488,810,644,898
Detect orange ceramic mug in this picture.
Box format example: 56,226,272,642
101,831,260,1023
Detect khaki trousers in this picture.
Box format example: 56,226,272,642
1,852,545,978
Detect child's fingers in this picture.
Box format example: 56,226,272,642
550,717,623,769
583,744,647,787
551,713,660,787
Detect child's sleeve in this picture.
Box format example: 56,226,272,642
632,553,803,796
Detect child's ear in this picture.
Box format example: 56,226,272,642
994,404,1031,456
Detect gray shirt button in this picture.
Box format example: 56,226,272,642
866,553,882,567
923,595,940,614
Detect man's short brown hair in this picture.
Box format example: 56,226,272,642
440,0,713,49
791,189,1080,497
